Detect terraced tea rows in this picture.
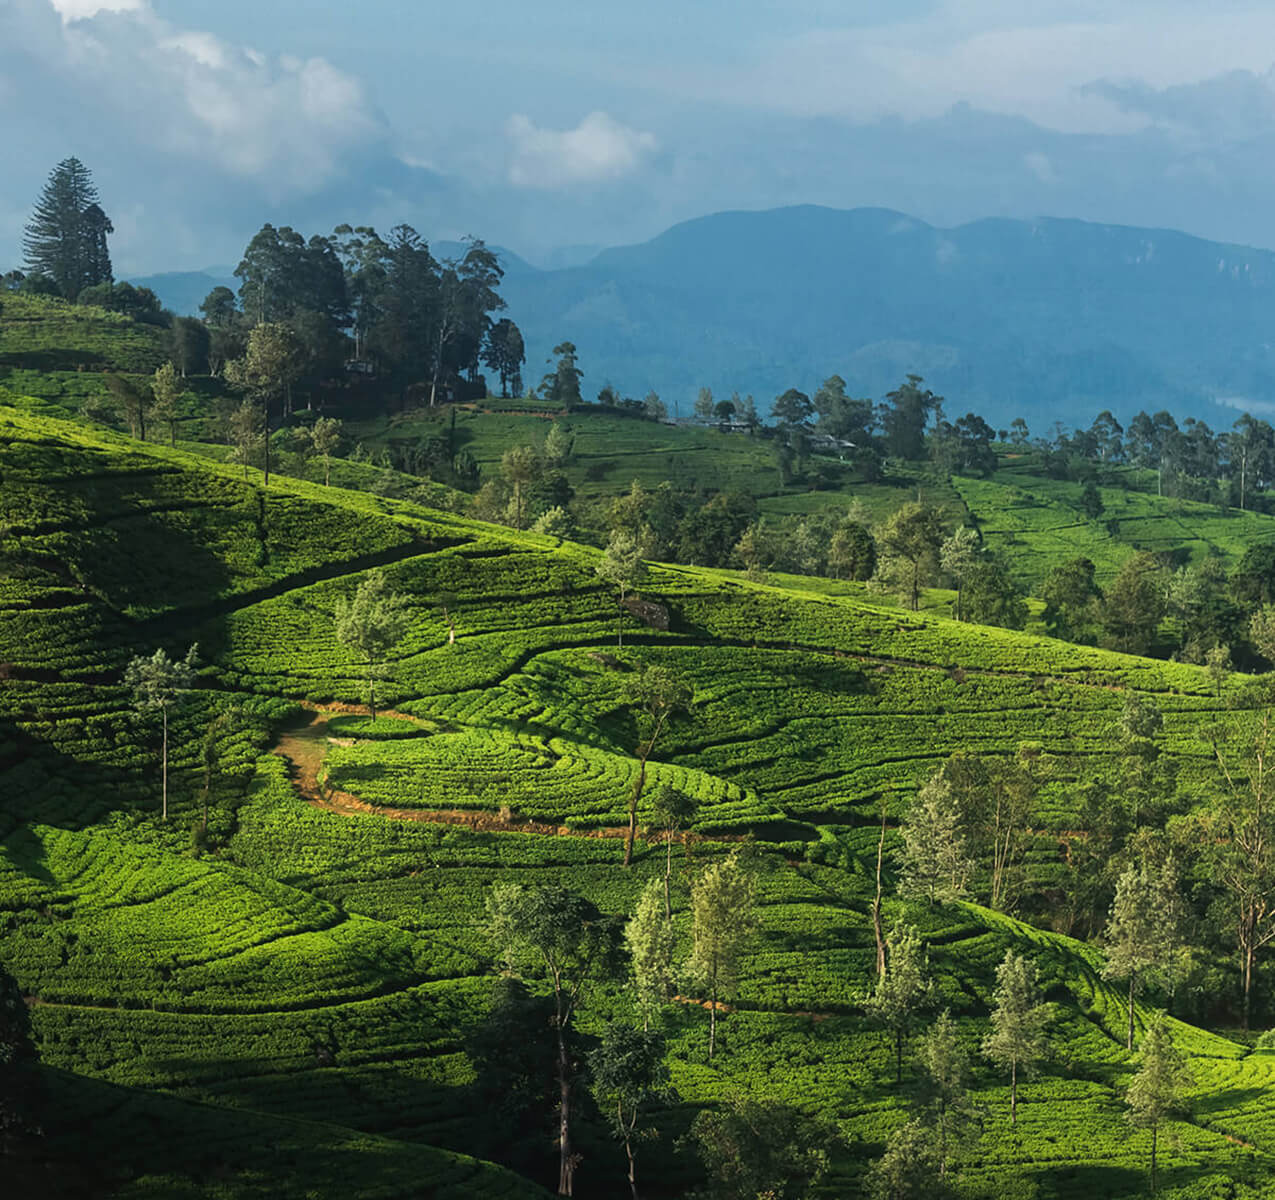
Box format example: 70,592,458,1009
5,405,1275,1197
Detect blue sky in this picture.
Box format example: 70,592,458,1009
7,0,1275,273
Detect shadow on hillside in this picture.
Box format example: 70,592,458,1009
0,349,106,371
1190,1084,1271,1119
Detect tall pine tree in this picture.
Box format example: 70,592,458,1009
23,157,113,298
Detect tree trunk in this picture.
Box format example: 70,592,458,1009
1010,1058,1017,1126
873,803,887,978
708,970,717,1061
1150,1123,1158,1194
368,666,377,722
623,754,648,867
1243,940,1254,1032
664,830,674,920
556,1021,573,1195
1127,972,1136,1050
161,706,169,821
623,1120,638,1200
324,456,331,486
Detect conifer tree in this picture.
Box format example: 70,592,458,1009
1103,864,1174,1050
868,923,936,1084
916,1010,976,1178
1125,1016,1192,1195
23,157,112,298
898,772,973,905
981,950,1049,1126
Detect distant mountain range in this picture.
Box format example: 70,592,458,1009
133,206,1275,430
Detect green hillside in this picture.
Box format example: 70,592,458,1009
0,292,169,410
6,403,1275,1196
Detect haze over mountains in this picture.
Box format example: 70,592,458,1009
135,205,1275,430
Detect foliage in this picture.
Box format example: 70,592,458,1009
689,850,759,1059
23,157,112,299
867,923,936,1084
683,1097,833,1200
1126,1016,1193,1194
334,571,411,719
981,950,1049,1126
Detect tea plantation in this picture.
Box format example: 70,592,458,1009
7,403,1275,1197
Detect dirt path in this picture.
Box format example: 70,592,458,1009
271,707,637,838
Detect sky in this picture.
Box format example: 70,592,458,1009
7,0,1275,273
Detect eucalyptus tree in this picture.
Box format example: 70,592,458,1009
689,850,758,1060
125,645,199,821
486,884,621,1196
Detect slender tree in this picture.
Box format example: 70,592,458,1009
868,923,936,1084
626,878,676,1029
486,884,620,1196
649,784,699,917
688,850,758,1060
939,526,981,622
981,950,1049,1126
1202,711,1275,1029
150,362,182,446
917,1010,976,1178
334,572,411,720
310,416,342,486
588,1024,670,1200
226,401,263,477
1103,865,1173,1050
1125,1016,1192,1195
596,532,647,648
620,665,692,867
125,645,198,821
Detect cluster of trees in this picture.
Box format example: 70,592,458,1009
200,222,521,408
899,690,1275,1034
1036,408,1275,511
481,846,769,1197
1040,539,1275,667
865,931,1187,1197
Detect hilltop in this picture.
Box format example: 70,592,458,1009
5,404,1275,1196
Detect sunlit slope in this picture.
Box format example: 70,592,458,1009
5,407,1275,1197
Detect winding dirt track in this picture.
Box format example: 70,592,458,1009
271,707,633,838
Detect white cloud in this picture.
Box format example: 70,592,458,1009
16,0,386,192
48,0,142,22
507,111,657,187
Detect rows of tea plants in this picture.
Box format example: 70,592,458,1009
320,723,774,829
